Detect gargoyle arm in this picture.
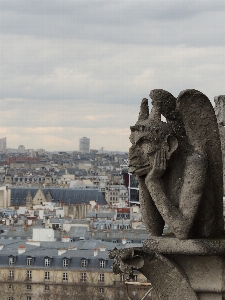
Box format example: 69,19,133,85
138,176,165,236
145,151,208,239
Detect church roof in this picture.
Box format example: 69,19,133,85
10,187,107,206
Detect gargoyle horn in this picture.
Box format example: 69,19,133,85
137,98,149,122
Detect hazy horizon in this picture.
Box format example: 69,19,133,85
0,1,225,151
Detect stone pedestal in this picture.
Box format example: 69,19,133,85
109,238,225,300
141,238,225,300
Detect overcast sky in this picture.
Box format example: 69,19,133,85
0,0,225,152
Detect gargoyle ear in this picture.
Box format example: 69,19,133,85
165,135,178,159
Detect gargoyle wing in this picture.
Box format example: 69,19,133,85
177,89,223,233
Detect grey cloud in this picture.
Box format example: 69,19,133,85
0,1,225,151
0,1,225,47
1,0,224,21
1,33,225,104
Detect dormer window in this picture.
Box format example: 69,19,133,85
45,258,50,267
100,260,105,269
63,259,69,268
81,259,87,268
27,258,32,266
9,257,15,265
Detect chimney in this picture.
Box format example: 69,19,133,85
58,248,67,255
122,238,127,245
18,245,26,254
0,245,4,250
68,246,77,250
94,248,98,256
100,246,106,252
61,236,70,242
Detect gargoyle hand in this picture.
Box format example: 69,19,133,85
146,149,167,183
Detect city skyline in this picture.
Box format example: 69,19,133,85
0,1,225,151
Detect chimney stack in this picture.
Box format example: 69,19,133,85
94,248,98,256
18,245,26,254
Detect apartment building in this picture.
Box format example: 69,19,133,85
0,240,154,300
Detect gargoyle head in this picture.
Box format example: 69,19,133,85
128,98,178,176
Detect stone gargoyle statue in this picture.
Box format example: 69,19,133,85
129,89,224,239
109,90,225,300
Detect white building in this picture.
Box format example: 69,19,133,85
32,228,55,242
36,148,45,155
0,137,6,152
18,145,26,154
79,137,90,153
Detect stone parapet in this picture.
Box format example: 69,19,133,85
109,238,225,300
143,237,225,255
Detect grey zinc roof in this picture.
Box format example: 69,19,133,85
10,187,107,205
0,240,113,270
68,226,88,238
85,229,149,241
86,212,115,219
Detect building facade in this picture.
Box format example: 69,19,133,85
18,145,26,154
79,137,90,153
0,137,7,152
0,241,155,300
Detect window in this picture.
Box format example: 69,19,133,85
26,297,32,300
8,284,13,290
62,272,68,281
81,273,86,282
120,274,124,282
99,274,104,282
27,270,32,280
45,271,50,280
133,275,138,282
63,259,68,267
27,258,32,266
45,285,50,291
8,297,13,300
27,285,31,290
45,258,50,267
81,259,87,268
9,270,14,278
100,260,105,268
99,288,104,293
9,257,15,265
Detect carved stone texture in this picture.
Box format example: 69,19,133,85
214,95,225,193
109,246,198,300
215,95,225,126
129,89,224,239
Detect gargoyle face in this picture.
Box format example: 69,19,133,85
128,133,158,176
128,121,177,176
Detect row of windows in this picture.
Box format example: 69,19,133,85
9,270,105,282
9,257,106,269
7,285,105,299
109,196,118,201
8,298,31,300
